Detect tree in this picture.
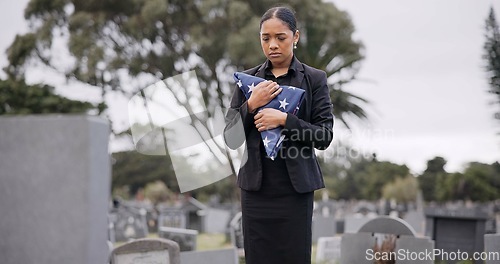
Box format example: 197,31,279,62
6,0,368,197
0,78,95,114
418,156,447,201
382,176,418,204
112,151,177,195
434,162,500,202
319,145,411,201
483,7,500,122
6,0,367,128
361,161,410,200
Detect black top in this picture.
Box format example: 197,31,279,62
258,58,298,195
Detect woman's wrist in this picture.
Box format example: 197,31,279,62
280,112,288,126
247,99,257,113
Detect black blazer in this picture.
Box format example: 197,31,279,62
224,57,334,193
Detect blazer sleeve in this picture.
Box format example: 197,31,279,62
223,85,256,150
282,70,334,150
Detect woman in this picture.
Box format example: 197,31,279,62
224,6,334,264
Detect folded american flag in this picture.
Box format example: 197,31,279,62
234,72,305,160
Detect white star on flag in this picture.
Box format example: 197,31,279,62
279,98,290,110
247,82,255,93
237,80,242,88
263,136,271,148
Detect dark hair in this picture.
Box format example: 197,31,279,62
260,6,298,33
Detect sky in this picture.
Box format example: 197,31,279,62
1,0,499,174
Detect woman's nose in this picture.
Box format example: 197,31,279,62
269,40,278,49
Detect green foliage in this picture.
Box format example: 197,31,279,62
111,150,238,202
418,156,447,201
484,7,500,121
419,157,500,202
319,146,409,200
144,180,173,205
440,162,499,202
0,78,94,114
112,150,177,196
361,161,410,200
382,176,418,203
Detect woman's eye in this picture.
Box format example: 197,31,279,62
262,38,269,41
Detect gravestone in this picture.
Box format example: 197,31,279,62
158,209,187,229
0,115,110,264
316,236,341,264
425,207,488,264
111,205,149,242
180,248,238,264
403,210,425,236
157,197,207,232
229,212,244,249
110,238,180,264
395,236,434,264
340,233,376,264
158,226,198,251
340,216,434,264
358,216,416,236
312,215,336,243
204,207,232,233
484,234,500,264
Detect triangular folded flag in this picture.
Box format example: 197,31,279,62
234,72,305,160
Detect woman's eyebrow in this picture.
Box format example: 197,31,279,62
260,32,288,36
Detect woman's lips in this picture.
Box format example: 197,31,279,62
269,53,281,58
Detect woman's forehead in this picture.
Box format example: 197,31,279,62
260,18,291,34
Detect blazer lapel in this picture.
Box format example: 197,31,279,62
254,62,267,79
290,60,305,89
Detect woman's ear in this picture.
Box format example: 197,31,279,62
294,30,300,43
293,30,300,49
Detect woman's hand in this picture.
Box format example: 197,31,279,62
254,108,287,132
247,81,282,113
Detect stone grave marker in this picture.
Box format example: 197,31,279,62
204,207,232,233
395,236,434,264
316,236,341,264
341,216,434,264
158,209,187,229
158,226,198,251
403,210,425,236
312,215,336,243
110,238,180,264
229,212,244,249
0,115,110,264
484,234,500,264
340,233,375,264
180,248,239,264
111,206,149,242
425,207,488,264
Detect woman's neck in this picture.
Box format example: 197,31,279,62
270,56,293,77
271,67,288,77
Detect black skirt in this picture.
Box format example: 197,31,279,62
241,146,314,264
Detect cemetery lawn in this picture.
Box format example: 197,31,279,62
196,233,233,250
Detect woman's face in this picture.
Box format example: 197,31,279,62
260,17,299,68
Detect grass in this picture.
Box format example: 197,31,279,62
197,233,233,250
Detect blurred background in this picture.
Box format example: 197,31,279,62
1,0,500,262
